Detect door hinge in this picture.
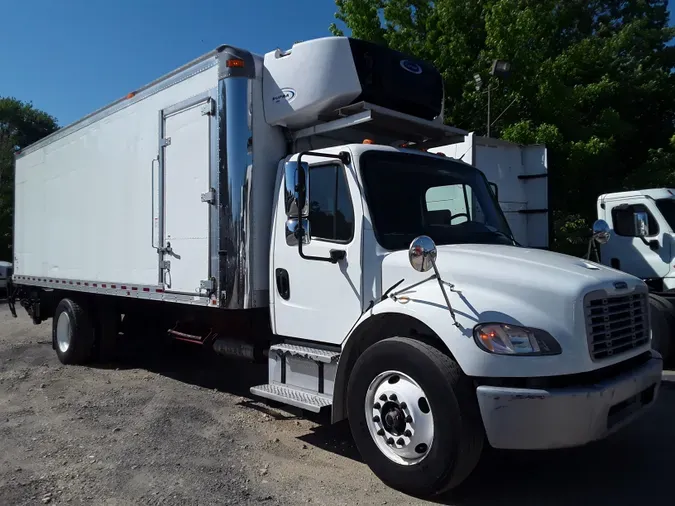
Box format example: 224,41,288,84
201,189,216,204
200,279,215,291
201,100,216,116
160,260,171,270
160,137,171,147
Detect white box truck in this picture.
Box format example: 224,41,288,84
9,36,663,497
587,189,675,364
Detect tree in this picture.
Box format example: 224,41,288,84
0,98,58,259
331,0,675,254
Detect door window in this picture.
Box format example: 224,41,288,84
611,203,659,237
308,164,354,243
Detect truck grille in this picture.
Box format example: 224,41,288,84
584,289,650,361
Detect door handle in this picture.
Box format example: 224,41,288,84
276,268,290,300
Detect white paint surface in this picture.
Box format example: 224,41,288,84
162,101,212,294
13,65,218,285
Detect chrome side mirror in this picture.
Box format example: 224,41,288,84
284,161,310,217
592,219,610,245
285,218,310,246
409,235,438,272
633,211,649,237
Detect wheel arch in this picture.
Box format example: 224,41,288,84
331,311,456,423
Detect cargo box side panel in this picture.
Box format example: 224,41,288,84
14,64,219,286
470,140,527,247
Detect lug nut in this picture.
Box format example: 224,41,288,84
373,402,381,410
379,394,387,401
389,394,397,401
396,438,405,446
373,415,380,423
404,429,412,437
400,402,407,409
387,437,394,445
405,415,412,423
377,429,384,436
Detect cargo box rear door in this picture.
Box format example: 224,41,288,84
159,94,215,295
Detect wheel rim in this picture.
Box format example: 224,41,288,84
56,311,72,353
365,370,434,466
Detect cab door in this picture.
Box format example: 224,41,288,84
601,196,671,280
271,154,363,345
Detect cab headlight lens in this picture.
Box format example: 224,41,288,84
473,323,562,356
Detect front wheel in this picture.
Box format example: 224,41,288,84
347,337,484,498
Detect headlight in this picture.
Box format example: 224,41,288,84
473,323,562,356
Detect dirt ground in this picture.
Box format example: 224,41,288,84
1,304,674,506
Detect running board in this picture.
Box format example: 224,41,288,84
250,343,340,413
250,384,332,413
271,343,340,363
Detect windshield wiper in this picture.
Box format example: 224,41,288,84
483,227,517,245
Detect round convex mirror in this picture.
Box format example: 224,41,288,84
592,219,610,245
408,235,438,272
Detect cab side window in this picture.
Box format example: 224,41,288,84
611,203,659,237
308,164,354,242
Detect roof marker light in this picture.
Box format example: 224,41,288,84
226,58,245,68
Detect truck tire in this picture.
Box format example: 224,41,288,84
52,298,95,365
648,294,673,364
346,337,484,498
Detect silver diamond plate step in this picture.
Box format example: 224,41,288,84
270,343,340,364
250,383,332,413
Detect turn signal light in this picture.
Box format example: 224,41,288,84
226,58,245,68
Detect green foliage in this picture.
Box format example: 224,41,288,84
0,97,58,259
331,0,675,250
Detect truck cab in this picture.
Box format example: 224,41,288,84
596,188,675,291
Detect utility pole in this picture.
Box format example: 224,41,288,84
474,59,512,138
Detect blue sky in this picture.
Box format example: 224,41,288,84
1,0,674,127
0,0,342,126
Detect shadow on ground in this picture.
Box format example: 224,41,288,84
89,337,675,505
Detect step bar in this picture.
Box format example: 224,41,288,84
250,343,340,413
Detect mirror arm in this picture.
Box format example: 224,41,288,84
430,259,459,327
639,236,660,251
295,150,351,264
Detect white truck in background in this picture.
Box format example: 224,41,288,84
589,189,675,365
9,36,662,498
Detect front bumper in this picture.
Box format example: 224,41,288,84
475,354,663,450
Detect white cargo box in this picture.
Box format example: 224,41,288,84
13,51,227,305
434,133,549,248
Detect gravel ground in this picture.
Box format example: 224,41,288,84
1,303,673,506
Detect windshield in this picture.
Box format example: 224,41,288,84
359,151,515,251
656,198,675,231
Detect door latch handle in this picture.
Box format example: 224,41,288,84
158,241,174,256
